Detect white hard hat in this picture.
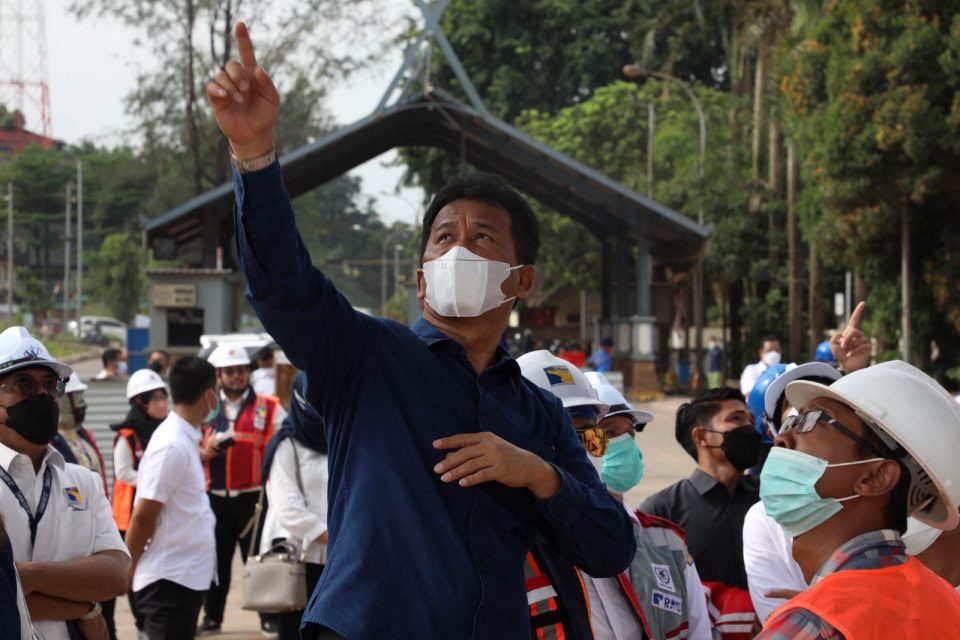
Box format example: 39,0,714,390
764,362,841,427
126,368,167,400
518,350,609,415
786,360,960,530
64,372,88,394
207,343,251,368
0,326,73,380
583,371,653,427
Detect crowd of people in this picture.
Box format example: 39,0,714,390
0,19,958,640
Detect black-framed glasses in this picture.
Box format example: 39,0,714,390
780,409,889,458
576,427,608,458
0,374,66,399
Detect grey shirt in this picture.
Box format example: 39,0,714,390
640,468,759,590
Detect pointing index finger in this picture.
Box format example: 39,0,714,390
235,21,258,71
844,301,865,335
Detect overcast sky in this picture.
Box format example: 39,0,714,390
35,0,424,225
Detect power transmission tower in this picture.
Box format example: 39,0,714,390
0,0,53,140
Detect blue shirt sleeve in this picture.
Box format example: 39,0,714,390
232,162,382,407
537,403,636,578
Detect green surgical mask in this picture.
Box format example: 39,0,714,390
601,434,645,493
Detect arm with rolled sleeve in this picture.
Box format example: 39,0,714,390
233,164,380,407
265,440,327,551
536,403,635,578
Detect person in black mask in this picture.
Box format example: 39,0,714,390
147,350,171,378
106,368,169,638
258,372,328,640
0,326,129,640
640,387,761,639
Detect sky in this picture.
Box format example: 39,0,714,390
32,0,425,226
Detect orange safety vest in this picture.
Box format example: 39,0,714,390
203,393,279,492
766,557,960,639
110,428,145,532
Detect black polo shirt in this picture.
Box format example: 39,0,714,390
639,468,759,589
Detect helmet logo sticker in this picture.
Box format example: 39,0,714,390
543,366,574,386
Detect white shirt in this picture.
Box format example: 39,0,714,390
113,437,139,487
740,361,769,397
0,444,127,640
582,574,645,640
132,413,216,593
260,439,328,565
742,501,807,621
251,368,276,397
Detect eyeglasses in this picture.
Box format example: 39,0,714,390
577,427,608,457
0,374,66,399
780,409,890,458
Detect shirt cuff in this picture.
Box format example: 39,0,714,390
301,520,328,551
539,464,584,527
232,160,285,210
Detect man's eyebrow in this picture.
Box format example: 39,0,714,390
432,219,455,232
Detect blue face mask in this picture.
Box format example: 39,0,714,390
759,447,883,538
601,433,645,493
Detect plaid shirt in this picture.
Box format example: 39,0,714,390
756,529,907,640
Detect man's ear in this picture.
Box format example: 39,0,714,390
515,265,536,299
856,459,901,498
416,268,426,301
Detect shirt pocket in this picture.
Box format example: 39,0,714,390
59,508,97,555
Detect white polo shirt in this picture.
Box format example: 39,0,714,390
132,412,216,593
742,501,807,621
0,444,127,640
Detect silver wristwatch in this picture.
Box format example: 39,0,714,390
231,149,277,173
80,601,102,622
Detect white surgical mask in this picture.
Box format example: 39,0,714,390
762,350,782,366
421,246,523,317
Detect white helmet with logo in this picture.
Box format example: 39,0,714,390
0,326,73,380
786,360,960,530
127,368,167,400
763,362,842,435
517,350,609,416
64,372,89,394
207,343,251,368
583,371,653,428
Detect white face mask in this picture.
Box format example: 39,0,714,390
421,246,522,318
762,350,782,366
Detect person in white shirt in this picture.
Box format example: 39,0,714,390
0,326,130,640
260,372,328,640
739,337,781,397
124,357,218,640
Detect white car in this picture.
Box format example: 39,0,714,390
198,332,275,362
68,315,127,346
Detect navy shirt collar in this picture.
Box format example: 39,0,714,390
410,316,519,378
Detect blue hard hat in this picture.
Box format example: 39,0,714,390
815,340,837,365
748,364,788,444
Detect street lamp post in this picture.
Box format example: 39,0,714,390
624,63,708,387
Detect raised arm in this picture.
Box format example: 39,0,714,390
208,22,380,402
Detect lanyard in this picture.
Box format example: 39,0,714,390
0,465,52,547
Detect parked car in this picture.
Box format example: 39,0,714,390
68,315,128,346
198,332,275,361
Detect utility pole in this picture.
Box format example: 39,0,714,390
63,182,71,330
5,183,12,322
647,103,655,198
901,199,911,363
76,158,83,326
393,243,402,299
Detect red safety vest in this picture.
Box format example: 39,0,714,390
110,428,145,532
766,557,960,639
701,581,755,640
202,393,279,492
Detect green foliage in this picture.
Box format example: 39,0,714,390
85,232,146,323
14,267,52,319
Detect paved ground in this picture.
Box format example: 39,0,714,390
88,351,692,639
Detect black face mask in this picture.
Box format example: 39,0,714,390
148,361,164,374
5,394,60,445
718,425,762,471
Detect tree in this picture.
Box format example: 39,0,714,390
15,267,53,320
86,232,146,322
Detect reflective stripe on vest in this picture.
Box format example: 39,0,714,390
111,429,143,532
525,551,568,640
701,581,754,640
205,393,278,492
766,557,960,639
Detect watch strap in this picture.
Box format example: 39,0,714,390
79,601,102,622
231,149,277,174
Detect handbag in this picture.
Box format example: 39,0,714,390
241,441,309,613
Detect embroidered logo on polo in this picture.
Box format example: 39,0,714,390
64,487,86,510
651,563,676,593
651,590,682,616
543,366,574,386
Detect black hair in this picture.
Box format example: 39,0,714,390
419,173,540,265
133,388,167,407
759,336,780,351
675,387,746,460
254,346,274,364
150,349,170,361
169,356,216,405
102,347,121,367
772,375,839,428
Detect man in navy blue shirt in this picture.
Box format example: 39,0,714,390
206,22,635,640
